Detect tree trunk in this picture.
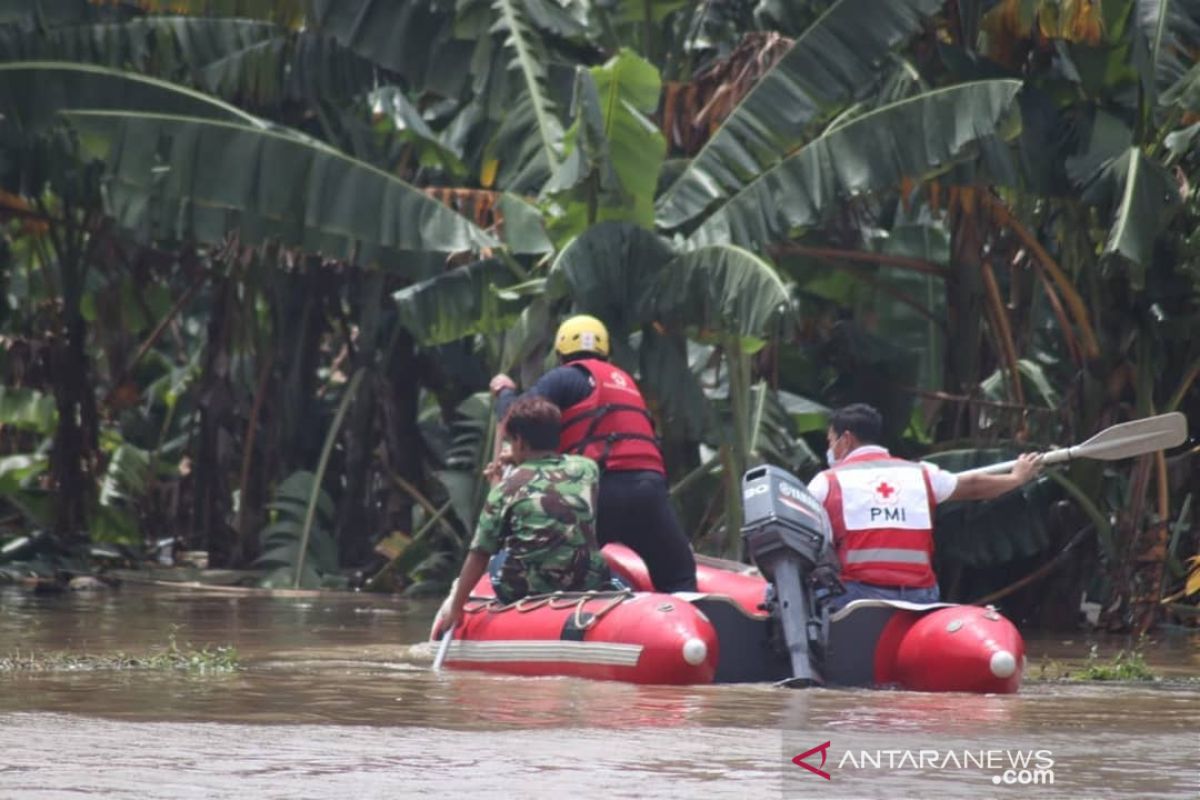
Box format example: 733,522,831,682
337,271,383,567
273,258,328,475
193,275,236,566
941,188,987,440
48,232,97,541
383,326,420,541
48,310,97,540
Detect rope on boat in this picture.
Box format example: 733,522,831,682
514,596,550,613
551,590,630,630
464,589,634,630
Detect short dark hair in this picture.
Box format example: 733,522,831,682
560,351,608,364
505,396,561,451
829,403,883,444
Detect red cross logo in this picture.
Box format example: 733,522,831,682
875,481,895,499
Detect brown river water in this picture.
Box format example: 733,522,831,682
1,586,1197,799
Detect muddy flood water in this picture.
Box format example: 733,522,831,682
1,586,1197,799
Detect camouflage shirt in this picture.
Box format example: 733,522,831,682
470,453,611,602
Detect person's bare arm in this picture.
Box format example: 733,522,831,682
433,550,490,638
947,453,1042,501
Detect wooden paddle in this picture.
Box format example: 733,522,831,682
956,412,1188,477
432,391,508,673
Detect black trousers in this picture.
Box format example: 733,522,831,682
596,469,698,593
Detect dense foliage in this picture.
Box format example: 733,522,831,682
0,0,1195,631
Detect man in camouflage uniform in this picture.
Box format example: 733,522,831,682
434,396,611,636
474,452,611,602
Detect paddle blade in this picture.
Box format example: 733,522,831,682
1069,412,1188,461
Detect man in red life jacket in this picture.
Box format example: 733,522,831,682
809,403,1041,610
489,315,698,592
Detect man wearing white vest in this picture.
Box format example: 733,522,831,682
808,404,1041,610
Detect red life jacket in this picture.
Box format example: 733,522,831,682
822,450,937,588
558,359,664,474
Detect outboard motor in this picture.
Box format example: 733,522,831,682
740,465,832,686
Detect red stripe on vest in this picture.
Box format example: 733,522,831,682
824,451,937,588
559,359,664,474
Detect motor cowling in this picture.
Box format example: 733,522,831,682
740,465,832,685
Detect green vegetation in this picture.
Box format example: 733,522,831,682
1073,644,1157,682
0,0,1194,631
1035,638,1158,682
0,632,239,674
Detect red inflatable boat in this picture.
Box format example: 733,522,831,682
444,588,719,684
435,544,1025,693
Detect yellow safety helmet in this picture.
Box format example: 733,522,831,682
554,314,609,358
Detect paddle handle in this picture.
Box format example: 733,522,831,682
432,629,453,672
955,448,1066,478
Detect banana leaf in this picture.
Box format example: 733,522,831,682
1081,146,1181,287
198,29,376,110
393,258,525,346
354,85,467,176
637,327,710,440
549,221,675,335
309,0,583,188
603,0,688,25
687,79,1024,249
777,390,830,435
1063,108,1134,186
309,0,476,97
483,92,556,193
498,294,554,373
64,110,497,259
546,50,665,238
0,12,373,115
432,391,494,532
1164,120,1200,156
1139,0,1200,101
656,0,949,230
0,61,260,131
644,244,794,349
981,359,1061,409
254,469,338,587
0,386,57,434
0,16,280,72
0,0,90,26
0,453,47,495
496,193,553,255
491,0,567,172
1161,60,1200,111
752,385,820,474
